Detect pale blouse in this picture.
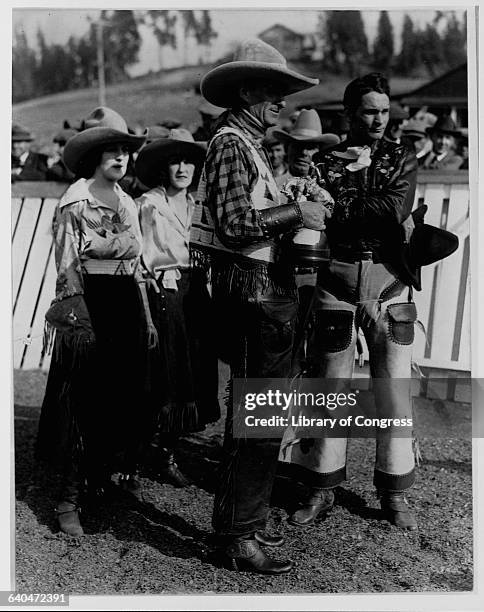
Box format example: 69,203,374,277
52,178,143,302
137,187,194,288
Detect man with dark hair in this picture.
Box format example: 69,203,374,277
280,73,420,531
196,39,328,574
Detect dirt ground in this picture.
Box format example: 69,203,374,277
14,369,473,595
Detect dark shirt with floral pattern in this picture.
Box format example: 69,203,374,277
314,138,418,259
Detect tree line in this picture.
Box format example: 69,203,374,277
320,10,466,78
13,9,466,103
13,9,217,103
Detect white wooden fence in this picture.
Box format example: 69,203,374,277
12,172,470,375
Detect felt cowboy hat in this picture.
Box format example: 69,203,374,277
427,115,461,137
63,107,146,174
403,118,428,140
200,39,319,109
12,124,34,142
135,128,206,189
272,109,340,147
394,205,459,291
145,125,170,144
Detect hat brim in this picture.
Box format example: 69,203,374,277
201,61,319,108
63,127,146,173
12,135,34,142
272,129,340,147
427,127,461,137
135,139,206,190
404,130,427,139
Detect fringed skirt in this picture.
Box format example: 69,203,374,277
35,274,150,478
147,268,220,434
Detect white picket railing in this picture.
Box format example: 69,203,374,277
12,172,470,374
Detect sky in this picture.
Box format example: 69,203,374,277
12,7,465,77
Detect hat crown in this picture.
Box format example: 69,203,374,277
233,38,287,67
432,115,458,133
82,107,129,133
291,109,323,138
167,128,196,144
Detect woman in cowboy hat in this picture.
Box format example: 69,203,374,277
36,107,157,537
135,129,220,487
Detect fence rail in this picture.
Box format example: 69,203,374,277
12,173,471,373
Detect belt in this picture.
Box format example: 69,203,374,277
81,259,138,276
330,248,383,264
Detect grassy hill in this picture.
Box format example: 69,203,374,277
13,63,426,153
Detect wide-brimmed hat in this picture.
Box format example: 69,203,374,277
145,125,170,144
201,39,319,109
262,127,284,148
403,118,428,140
135,128,206,189
63,107,146,174
272,109,340,148
394,206,459,290
12,124,34,142
427,115,461,137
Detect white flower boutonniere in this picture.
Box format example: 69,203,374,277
333,145,372,172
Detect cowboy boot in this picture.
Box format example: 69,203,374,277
379,490,418,531
288,487,335,527
224,537,293,574
55,476,83,537
158,449,192,487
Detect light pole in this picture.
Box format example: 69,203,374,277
96,17,106,106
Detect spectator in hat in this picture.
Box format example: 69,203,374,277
272,108,340,191
422,116,463,170
11,124,48,182
192,99,224,142
159,118,183,130
46,125,77,183
403,118,434,164
134,129,220,488
262,129,289,188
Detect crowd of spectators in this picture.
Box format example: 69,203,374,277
11,99,469,190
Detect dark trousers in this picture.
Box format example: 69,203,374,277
211,266,298,537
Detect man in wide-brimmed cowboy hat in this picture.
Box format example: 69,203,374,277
280,73,426,532
11,124,49,182
272,108,340,187
422,115,463,170
196,38,326,575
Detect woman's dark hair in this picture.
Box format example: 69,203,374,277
75,146,104,180
343,73,390,115
74,145,133,180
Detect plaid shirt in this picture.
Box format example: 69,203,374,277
203,109,273,248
